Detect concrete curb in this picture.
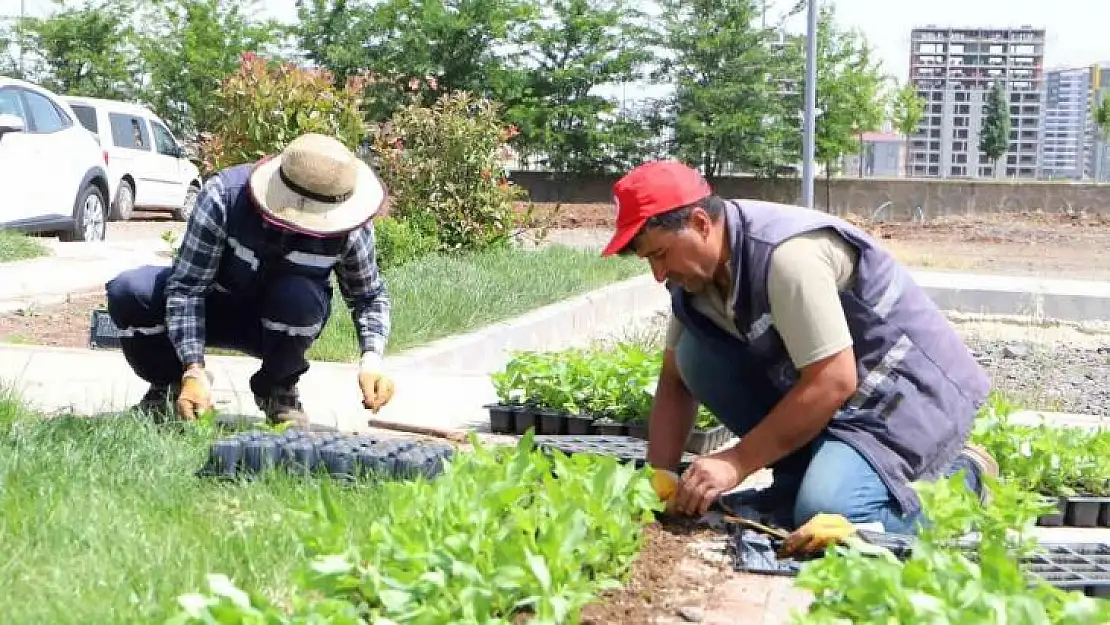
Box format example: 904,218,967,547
386,273,669,374
912,270,1110,322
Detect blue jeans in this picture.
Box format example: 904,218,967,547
674,330,970,535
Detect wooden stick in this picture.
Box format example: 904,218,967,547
363,416,472,443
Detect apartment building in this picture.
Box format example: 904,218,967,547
908,26,1045,179
1039,63,1110,181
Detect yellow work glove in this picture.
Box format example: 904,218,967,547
780,513,857,557
651,469,680,503
176,366,213,421
358,371,395,413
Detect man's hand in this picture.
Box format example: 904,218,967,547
176,366,213,421
358,371,395,412
779,513,856,557
671,452,747,517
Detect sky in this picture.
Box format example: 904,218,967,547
2,0,1108,84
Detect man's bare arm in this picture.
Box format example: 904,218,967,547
646,347,700,471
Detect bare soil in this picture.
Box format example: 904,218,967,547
580,519,812,624
533,202,1110,281
0,292,106,349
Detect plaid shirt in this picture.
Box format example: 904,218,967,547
163,175,391,368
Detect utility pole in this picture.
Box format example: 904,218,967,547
801,0,818,209
17,0,25,76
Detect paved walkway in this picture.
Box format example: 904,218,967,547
0,343,496,433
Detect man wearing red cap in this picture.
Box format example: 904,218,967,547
603,160,998,535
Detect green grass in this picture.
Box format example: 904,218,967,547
0,395,359,622
0,390,657,623
307,244,646,361
0,230,49,263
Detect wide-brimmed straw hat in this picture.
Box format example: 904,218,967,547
248,133,385,236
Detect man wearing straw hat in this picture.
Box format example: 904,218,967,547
104,133,395,426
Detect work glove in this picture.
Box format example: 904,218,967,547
779,512,857,557
176,366,214,421
651,469,680,508
358,371,395,413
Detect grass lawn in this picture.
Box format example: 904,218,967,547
0,391,657,623
307,243,646,362
0,230,49,263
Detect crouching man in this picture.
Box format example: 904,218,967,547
602,160,998,535
105,133,395,426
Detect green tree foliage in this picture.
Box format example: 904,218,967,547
811,6,887,176
654,0,799,179
135,0,287,137
979,79,1011,176
890,82,925,175
16,0,140,100
501,0,652,173
296,0,536,122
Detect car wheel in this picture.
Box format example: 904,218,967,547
111,180,135,221
173,184,200,222
59,183,108,242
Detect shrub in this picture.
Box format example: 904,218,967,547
372,215,438,270
197,51,370,175
371,89,536,253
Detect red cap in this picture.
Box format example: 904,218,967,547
601,160,712,257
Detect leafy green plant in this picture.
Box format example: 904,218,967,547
794,473,1110,624
971,391,1110,498
170,433,663,623
494,343,724,430
371,90,536,254
197,51,369,175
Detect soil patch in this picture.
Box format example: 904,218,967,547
581,519,730,624
0,292,104,349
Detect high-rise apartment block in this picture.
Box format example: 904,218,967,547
908,26,1045,179
1039,64,1110,181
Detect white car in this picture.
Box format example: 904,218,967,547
0,76,111,242
64,96,202,222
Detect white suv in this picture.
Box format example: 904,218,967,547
0,76,112,242
64,96,202,222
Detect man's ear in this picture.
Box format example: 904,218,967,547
689,207,713,241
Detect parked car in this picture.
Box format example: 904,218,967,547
0,76,112,242
64,96,202,222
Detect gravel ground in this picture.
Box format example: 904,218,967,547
620,311,1110,416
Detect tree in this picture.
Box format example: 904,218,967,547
655,0,798,179
502,0,653,173
979,79,1011,178
810,6,886,183
17,0,141,100
890,82,925,176
1092,95,1110,181
297,0,535,122
135,0,287,138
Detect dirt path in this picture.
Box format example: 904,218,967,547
533,203,1110,281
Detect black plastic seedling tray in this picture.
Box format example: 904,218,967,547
1036,496,1110,528
89,308,123,349
197,429,456,483
730,526,1110,598
531,434,697,471
486,403,731,454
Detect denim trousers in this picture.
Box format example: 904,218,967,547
673,329,979,534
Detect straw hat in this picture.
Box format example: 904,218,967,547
248,133,385,236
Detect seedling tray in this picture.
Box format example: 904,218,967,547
89,308,123,349
486,403,731,454
730,527,1110,598
197,429,455,483
531,434,697,472
1035,496,1110,528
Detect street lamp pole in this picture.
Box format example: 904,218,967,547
801,0,819,209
